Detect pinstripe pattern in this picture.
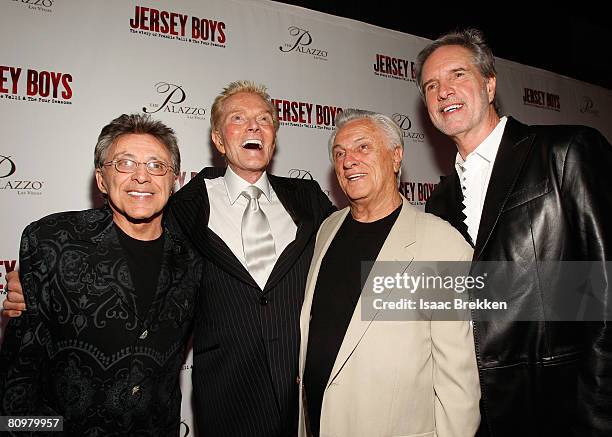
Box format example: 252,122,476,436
167,167,334,437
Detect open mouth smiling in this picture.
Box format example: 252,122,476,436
242,139,263,150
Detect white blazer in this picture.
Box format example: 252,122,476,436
298,197,481,437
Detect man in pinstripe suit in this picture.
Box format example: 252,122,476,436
3,81,334,436
166,81,335,436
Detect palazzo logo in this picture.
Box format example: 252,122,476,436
391,113,425,142
10,0,54,13
279,26,328,60
0,156,17,179
0,155,45,196
271,98,342,130
129,5,227,48
579,96,599,116
523,87,560,111
374,54,416,82
398,180,439,206
288,169,313,180
142,82,206,120
0,66,73,105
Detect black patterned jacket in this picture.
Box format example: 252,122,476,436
0,207,203,436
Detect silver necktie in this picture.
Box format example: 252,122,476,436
241,185,276,287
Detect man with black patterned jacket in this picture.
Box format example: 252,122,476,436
0,114,203,435
416,29,612,436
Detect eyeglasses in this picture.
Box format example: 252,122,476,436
103,159,174,176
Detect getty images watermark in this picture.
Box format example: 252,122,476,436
360,261,612,322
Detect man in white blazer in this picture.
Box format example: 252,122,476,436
298,109,480,437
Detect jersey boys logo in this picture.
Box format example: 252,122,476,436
398,180,438,205
271,99,342,130
278,27,328,60
0,66,73,105
176,171,200,190
130,5,226,47
374,54,416,82
523,87,560,111
0,259,18,294
391,113,425,142
0,155,45,196
143,82,206,120
0,156,17,179
11,0,54,13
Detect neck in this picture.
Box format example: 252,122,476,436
112,214,163,241
454,108,500,159
229,165,264,185
350,191,402,223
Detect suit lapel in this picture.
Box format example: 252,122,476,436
169,167,257,288
326,197,417,387
264,175,315,292
87,215,140,324
474,117,534,260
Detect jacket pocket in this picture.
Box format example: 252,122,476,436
502,179,550,212
193,343,220,356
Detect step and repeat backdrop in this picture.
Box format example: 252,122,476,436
2,0,611,434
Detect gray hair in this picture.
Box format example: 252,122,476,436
94,113,180,174
329,108,404,179
210,80,279,134
415,28,498,110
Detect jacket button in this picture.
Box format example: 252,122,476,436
139,330,148,340
260,296,268,306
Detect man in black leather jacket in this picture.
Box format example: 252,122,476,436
416,28,612,436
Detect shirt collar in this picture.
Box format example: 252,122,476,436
455,116,508,172
224,166,272,205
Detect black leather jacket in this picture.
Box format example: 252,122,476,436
426,117,612,436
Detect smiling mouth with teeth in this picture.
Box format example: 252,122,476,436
242,139,263,150
128,191,153,197
347,173,367,181
442,104,463,113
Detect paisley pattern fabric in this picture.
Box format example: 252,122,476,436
0,207,203,436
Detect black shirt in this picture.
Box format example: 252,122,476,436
115,224,164,319
304,205,401,436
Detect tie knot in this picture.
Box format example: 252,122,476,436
242,185,263,200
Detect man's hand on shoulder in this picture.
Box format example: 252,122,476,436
2,270,26,317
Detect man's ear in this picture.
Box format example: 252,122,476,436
486,76,497,104
212,130,225,155
95,169,108,194
393,146,403,173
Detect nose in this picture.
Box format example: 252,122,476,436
131,164,151,183
343,149,358,169
247,116,261,132
437,80,454,101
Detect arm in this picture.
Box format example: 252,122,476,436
431,240,480,437
561,128,612,435
0,224,49,416
2,270,25,317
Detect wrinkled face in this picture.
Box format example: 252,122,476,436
212,92,276,182
95,133,175,230
332,118,402,206
421,45,496,142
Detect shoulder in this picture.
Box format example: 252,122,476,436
269,173,323,192
413,208,472,260
24,208,110,237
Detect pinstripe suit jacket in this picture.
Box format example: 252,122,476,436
167,167,335,437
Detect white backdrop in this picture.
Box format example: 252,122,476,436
2,0,611,434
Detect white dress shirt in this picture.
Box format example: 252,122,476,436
205,166,297,289
455,116,508,244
